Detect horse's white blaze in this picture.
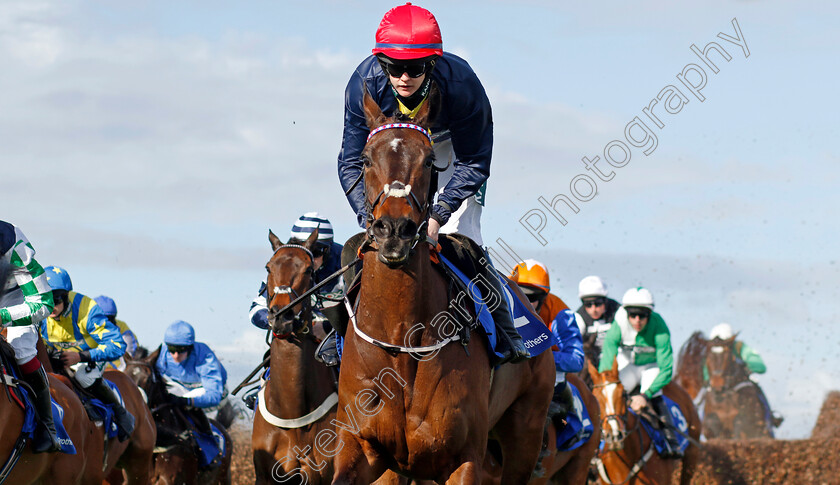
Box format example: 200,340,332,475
711,345,725,353
604,382,618,415
389,137,402,152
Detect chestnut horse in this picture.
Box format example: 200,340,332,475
674,331,707,403
588,359,700,485
123,347,232,485
0,337,88,484
703,336,774,439
529,374,601,485
1,337,155,484
251,229,339,484
331,90,555,484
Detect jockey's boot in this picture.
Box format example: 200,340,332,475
478,257,529,364
89,378,135,442
651,395,683,459
548,381,575,427
315,329,341,367
22,366,62,453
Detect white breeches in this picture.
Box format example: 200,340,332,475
616,348,662,397
6,324,39,364
434,139,484,246
69,361,104,388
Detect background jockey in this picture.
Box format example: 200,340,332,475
509,260,584,422
574,275,620,363
705,322,783,426
94,295,139,369
157,320,231,428
0,221,61,453
249,213,343,364
337,3,527,363
598,286,682,458
42,265,136,441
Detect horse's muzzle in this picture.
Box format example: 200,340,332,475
268,306,296,336
370,216,418,267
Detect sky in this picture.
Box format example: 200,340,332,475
3,1,838,439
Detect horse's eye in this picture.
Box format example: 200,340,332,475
362,155,371,168
425,155,435,168
265,265,270,273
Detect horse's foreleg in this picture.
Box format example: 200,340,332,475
493,399,548,484
444,460,482,485
331,432,383,485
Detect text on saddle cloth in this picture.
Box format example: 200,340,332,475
633,395,691,456
436,252,558,359
555,381,595,452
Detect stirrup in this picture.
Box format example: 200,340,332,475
315,331,340,367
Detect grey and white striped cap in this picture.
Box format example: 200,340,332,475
290,212,334,242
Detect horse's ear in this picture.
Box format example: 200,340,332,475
412,81,439,129
586,357,600,383
609,357,619,376
304,228,319,250
363,88,386,130
269,229,283,252
147,344,161,364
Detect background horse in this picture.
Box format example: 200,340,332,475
588,359,700,485
331,89,556,484
0,336,89,484
251,229,339,485
703,336,774,439
124,347,231,485
674,331,707,403
529,374,601,485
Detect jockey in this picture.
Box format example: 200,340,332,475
156,320,228,426
250,213,344,366
337,3,528,363
598,287,682,458
510,260,584,421
705,322,783,426
42,266,136,441
0,221,62,453
93,295,139,369
574,275,620,362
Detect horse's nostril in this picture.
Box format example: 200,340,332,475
399,219,418,240
371,219,391,239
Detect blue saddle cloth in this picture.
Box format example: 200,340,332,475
636,395,690,455
11,367,77,454
80,379,124,440
555,382,595,451
437,253,559,359
186,416,226,468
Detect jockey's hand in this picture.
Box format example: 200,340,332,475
630,394,648,412
59,351,82,367
427,217,440,244
168,394,192,407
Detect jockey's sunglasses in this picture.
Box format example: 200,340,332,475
583,297,606,308
379,60,429,78
626,309,651,320
167,344,193,354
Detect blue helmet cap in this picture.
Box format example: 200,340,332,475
94,295,117,317
44,266,73,292
164,320,195,346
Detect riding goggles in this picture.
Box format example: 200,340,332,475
379,59,431,78
166,344,194,354
582,297,606,308
625,309,651,320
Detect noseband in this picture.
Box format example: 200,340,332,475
267,244,315,342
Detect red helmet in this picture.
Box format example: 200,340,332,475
372,3,443,60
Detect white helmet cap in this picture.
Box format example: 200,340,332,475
578,275,608,299
621,287,654,310
710,323,734,340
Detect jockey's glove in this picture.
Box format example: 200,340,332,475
168,394,192,407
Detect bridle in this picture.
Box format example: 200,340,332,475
266,244,315,343
591,379,652,485
363,122,440,252
707,342,751,396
